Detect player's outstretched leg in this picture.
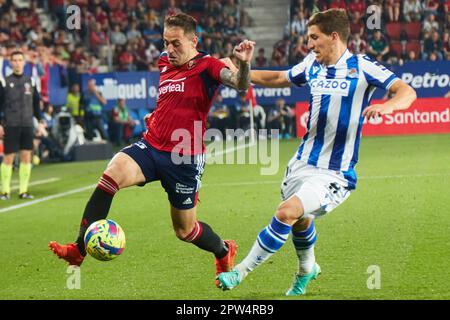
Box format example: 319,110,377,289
49,152,145,266
286,219,320,296
171,207,237,287
49,173,119,266
217,196,302,290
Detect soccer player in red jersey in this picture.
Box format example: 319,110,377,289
50,13,255,285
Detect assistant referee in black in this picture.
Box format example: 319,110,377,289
0,50,42,200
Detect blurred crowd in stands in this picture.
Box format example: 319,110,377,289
265,0,450,68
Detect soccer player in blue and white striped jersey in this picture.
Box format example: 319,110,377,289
217,9,417,295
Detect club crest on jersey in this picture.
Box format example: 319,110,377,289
347,68,358,78
188,60,195,69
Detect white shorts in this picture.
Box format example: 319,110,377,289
281,156,352,219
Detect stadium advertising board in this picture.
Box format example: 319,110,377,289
295,97,450,137
75,61,449,111
80,72,159,110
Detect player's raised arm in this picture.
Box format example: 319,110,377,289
251,70,291,88
362,80,417,120
220,40,255,91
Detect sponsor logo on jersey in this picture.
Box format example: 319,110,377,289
159,78,186,96
310,78,351,96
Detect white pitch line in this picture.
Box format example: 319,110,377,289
206,141,257,158
359,173,448,180
0,172,448,214
0,184,96,214
10,177,61,191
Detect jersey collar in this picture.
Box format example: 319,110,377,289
322,49,351,68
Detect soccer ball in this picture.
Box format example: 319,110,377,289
84,219,126,261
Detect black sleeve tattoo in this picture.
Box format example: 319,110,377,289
220,60,251,91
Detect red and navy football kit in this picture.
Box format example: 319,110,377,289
121,51,227,209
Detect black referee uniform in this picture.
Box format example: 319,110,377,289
0,73,41,154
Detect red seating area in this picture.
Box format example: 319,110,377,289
386,22,423,58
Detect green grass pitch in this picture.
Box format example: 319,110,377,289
0,134,449,300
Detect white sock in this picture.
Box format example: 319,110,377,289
296,245,316,275
235,216,292,279
292,221,317,275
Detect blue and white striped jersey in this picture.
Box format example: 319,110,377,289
286,49,399,189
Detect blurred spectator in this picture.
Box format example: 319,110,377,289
444,31,450,60
428,51,438,61
267,98,294,139
66,83,83,126
142,19,163,47
403,0,423,22
163,0,181,18
422,13,439,33
255,48,268,67
206,0,223,18
288,11,308,37
89,22,109,58
110,98,136,146
82,79,107,141
407,50,418,61
349,11,365,37
111,2,128,25
384,0,401,22
35,103,61,162
348,0,366,20
423,30,444,60
110,24,127,46
204,16,220,39
126,21,142,43
221,41,234,58
368,31,390,61
349,33,367,54
223,0,239,19
329,0,347,10
289,35,308,64
422,0,440,17
118,44,135,71
222,15,241,40
228,93,250,130
201,36,220,56
208,93,230,137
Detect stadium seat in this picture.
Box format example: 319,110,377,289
405,41,421,58
386,22,402,41
404,22,421,40
389,41,403,58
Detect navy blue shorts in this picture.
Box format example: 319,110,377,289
120,139,205,210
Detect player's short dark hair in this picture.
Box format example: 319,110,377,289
164,12,197,35
10,50,24,58
307,9,350,43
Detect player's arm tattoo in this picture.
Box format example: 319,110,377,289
220,61,251,91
